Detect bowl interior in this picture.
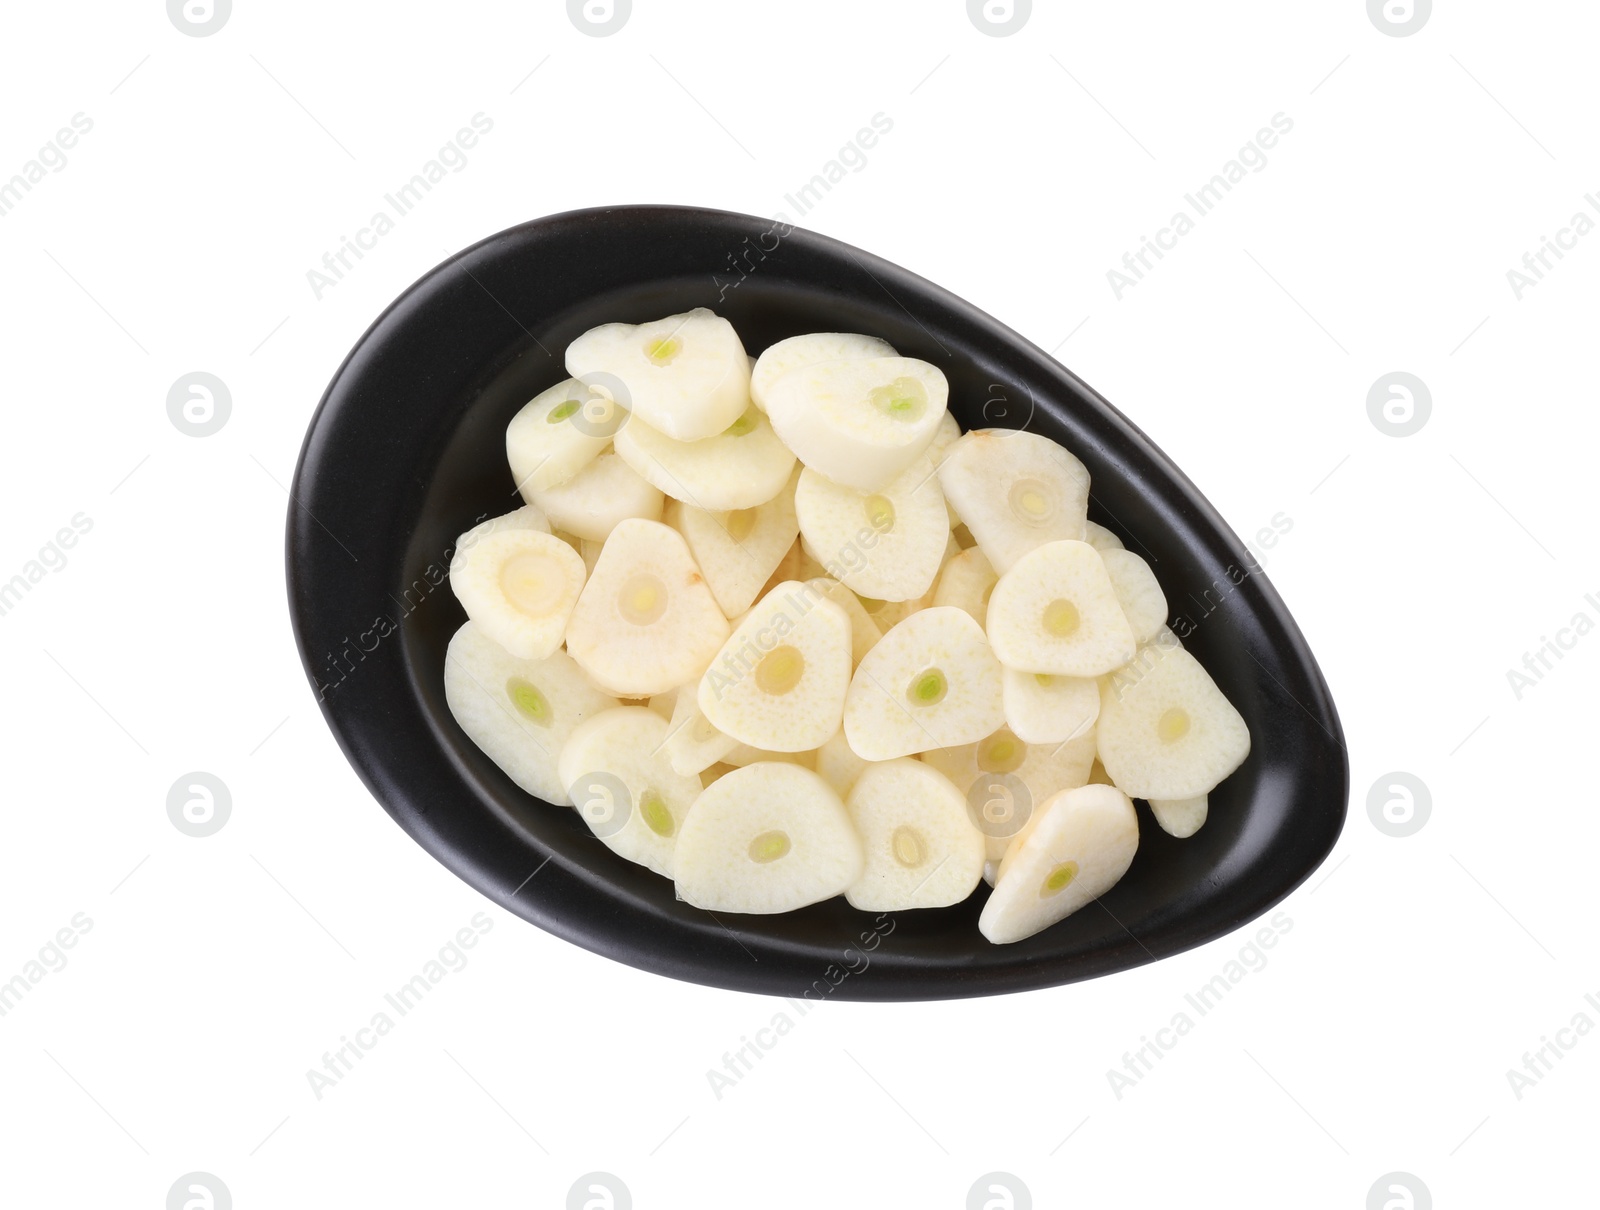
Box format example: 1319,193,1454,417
290,206,1347,1000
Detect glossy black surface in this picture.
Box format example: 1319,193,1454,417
287,205,1347,1001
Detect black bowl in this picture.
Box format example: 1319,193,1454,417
287,205,1347,1001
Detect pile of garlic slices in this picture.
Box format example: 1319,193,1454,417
444,307,1250,945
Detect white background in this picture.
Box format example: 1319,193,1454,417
0,1,1594,1206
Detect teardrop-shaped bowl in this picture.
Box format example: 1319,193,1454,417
287,205,1347,1001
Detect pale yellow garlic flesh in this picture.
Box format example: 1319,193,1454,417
438,309,1251,946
